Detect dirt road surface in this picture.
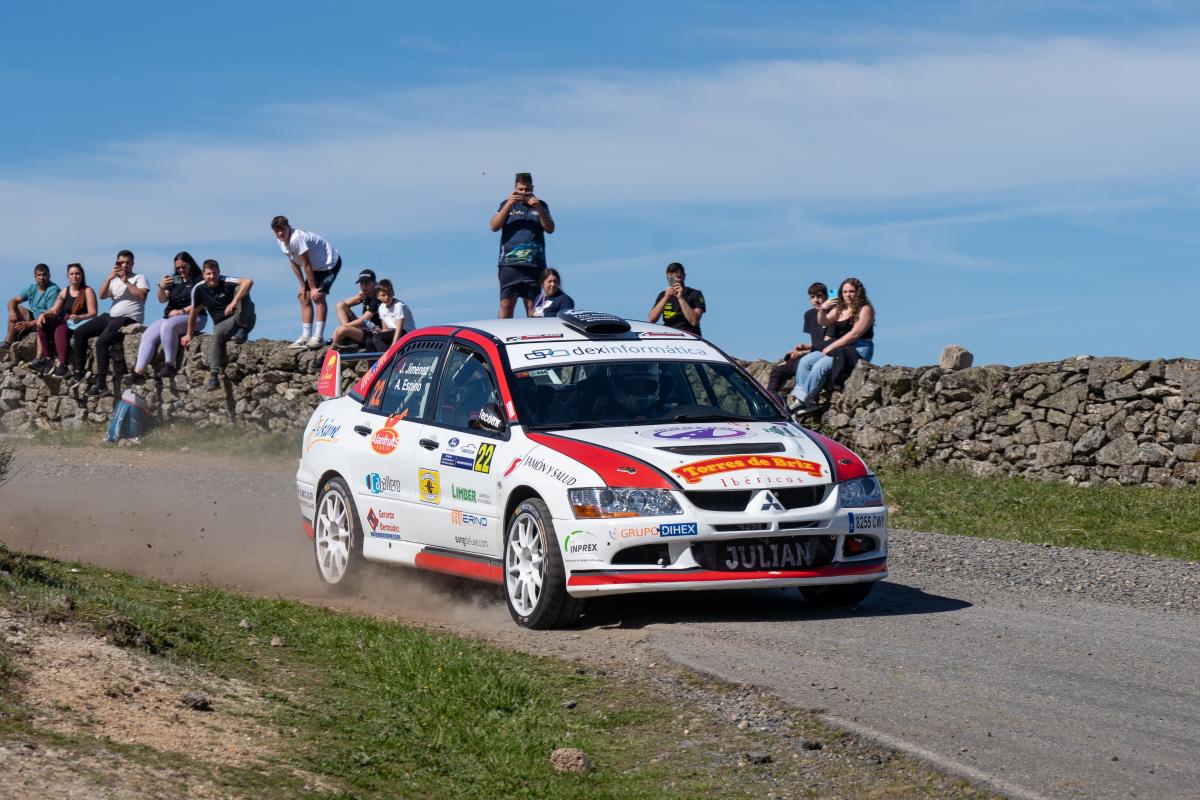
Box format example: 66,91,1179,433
3,445,1197,800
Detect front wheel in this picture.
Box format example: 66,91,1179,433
799,581,874,608
504,498,583,629
312,476,363,591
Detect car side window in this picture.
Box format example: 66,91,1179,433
434,345,501,431
364,341,444,420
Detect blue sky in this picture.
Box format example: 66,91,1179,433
2,1,1198,366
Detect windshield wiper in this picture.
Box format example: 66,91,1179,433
670,412,758,423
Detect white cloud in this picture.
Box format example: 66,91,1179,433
3,32,1199,267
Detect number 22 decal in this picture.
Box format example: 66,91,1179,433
473,443,495,474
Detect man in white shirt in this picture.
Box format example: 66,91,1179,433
271,215,341,349
72,250,149,396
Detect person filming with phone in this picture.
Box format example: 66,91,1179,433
490,171,555,319
790,277,875,415
648,262,705,336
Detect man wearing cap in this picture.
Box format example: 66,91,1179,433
271,215,341,349
489,172,554,318
331,269,381,350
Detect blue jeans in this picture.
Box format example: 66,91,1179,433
790,340,874,402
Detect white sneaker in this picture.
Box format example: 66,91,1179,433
287,336,309,350
305,336,324,350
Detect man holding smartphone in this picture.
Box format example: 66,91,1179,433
490,172,555,318
765,282,832,400
648,262,705,336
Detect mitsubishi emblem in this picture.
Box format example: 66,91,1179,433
760,491,785,512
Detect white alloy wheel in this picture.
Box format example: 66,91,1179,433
503,498,583,629
313,477,362,589
506,509,545,616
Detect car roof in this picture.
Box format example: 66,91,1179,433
445,315,698,345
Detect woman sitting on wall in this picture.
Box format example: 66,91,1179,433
129,252,204,383
36,263,97,377
790,276,875,415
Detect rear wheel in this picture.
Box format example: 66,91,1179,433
800,581,874,608
504,498,583,629
313,476,363,591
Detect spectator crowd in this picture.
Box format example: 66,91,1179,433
2,171,876,417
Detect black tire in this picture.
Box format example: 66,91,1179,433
312,476,364,592
503,497,584,629
800,580,874,608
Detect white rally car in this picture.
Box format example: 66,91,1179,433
296,311,887,629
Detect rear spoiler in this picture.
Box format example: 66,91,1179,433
316,349,387,399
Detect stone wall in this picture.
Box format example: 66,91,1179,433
743,355,1200,487
3,329,1199,487
0,328,358,435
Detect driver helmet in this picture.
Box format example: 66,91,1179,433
609,362,660,413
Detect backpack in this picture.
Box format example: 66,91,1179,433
106,389,148,443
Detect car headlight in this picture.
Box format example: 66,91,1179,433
568,488,683,519
839,475,883,508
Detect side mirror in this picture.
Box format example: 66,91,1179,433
471,402,507,434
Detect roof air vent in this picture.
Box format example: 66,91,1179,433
558,310,632,336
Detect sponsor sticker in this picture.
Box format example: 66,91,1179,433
418,469,440,504
448,437,460,448
365,506,402,540
451,485,477,503
316,349,341,398
365,472,403,495
473,443,495,474
450,510,488,528
608,522,698,540
505,333,565,342
453,534,489,548
650,424,752,441
672,455,823,484
305,415,341,451
503,456,522,477
562,530,602,558
440,453,475,470
658,521,699,537
764,424,798,438
370,414,404,455
522,454,579,485
514,342,719,363
848,512,886,533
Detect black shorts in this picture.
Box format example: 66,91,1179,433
498,264,542,301
314,257,342,294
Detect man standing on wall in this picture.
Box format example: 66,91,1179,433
648,262,705,336
271,215,341,349
489,172,554,318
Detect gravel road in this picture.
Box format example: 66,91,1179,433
2,444,1197,800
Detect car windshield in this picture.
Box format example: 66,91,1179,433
510,359,784,429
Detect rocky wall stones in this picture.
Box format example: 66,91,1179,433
742,354,1200,487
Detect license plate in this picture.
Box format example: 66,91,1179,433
848,512,886,533
721,539,820,571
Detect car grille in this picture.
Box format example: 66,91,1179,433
692,535,836,572
684,485,827,512
656,443,786,456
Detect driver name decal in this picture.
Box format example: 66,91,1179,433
672,455,824,484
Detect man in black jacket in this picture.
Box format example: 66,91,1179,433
766,282,830,401
182,260,255,390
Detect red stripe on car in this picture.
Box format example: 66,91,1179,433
302,520,314,540
799,428,869,482
414,551,504,584
526,432,678,489
454,329,516,417
567,561,885,586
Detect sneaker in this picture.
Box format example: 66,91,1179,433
27,356,50,371
231,327,249,344
126,372,146,386
52,364,68,378
207,374,220,390
68,370,90,391
305,336,324,350
158,363,175,379
287,336,309,350
86,381,110,398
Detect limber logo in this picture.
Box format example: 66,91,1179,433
452,485,477,502
672,455,823,484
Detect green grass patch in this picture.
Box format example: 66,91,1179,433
32,424,294,460
880,468,1200,560
0,545,992,799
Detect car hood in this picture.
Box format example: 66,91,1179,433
544,421,834,491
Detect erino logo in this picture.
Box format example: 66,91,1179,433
371,414,404,455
